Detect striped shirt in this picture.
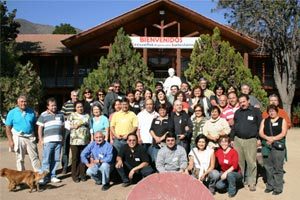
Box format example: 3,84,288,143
221,104,240,122
37,111,64,143
61,100,75,116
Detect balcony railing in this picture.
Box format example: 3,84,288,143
41,77,84,88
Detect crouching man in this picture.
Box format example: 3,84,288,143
80,131,113,191
156,132,188,173
115,133,154,187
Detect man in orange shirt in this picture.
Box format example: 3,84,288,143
262,94,291,129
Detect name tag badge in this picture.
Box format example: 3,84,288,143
247,116,254,121
172,157,178,162
55,117,61,121
272,122,278,126
118,96,122,100
135,158,140,162
224,159,229,164
179,119,182,124
99,154,104,159
155,120,160,125
134,105,139,108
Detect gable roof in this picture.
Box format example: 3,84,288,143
62,0,259,53
16,34,73,54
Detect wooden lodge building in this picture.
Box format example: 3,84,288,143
16,0,299,108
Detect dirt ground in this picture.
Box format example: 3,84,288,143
0,128,299,200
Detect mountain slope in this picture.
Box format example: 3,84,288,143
16,19,81,34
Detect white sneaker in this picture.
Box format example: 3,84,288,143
51,177,61,183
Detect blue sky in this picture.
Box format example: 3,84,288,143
7,0,228,31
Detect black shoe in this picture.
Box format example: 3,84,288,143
122,182,131,187
264,188,273,193
272,191,282,195
101,184,110,191
73,179,80,183
80,177,87,182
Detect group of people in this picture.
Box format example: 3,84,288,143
5,71,291,196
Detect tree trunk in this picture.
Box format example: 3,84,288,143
282,102,292,120
273,50,296,119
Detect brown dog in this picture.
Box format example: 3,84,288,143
0,168,48,192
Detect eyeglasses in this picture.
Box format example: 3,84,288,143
194,110,202,112
98,93,105,96
84,91,91,94
114,85,120,88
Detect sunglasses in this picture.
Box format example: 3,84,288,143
98,93,105,96
84,91,91,94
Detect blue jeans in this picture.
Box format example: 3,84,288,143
86,163,111,185
113,139,127,153
209,169,242,196
148,145,160,163
40,142,62,179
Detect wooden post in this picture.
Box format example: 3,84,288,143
74,55,79,88
243,52,249,67
143,27,148,64
262,62,266,84
54,57,58,86
160,19,164,37
176,22,181,77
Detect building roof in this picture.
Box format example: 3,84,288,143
62,0,259,53
16,34,74,54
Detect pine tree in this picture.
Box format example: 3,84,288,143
0,62,43,111
52,23,77,34
185,27,267,106
81,28,154,94
0,1,42,113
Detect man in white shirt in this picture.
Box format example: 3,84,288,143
137,99,158,151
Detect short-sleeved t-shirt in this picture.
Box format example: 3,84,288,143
36,111,64,143
90,115,109,135
110,111,138,136
150,117,173,138
5,107,36,135
118,144,150,167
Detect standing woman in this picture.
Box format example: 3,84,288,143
154,89,173,116
93,89,106,111
190,104,207,149
203,106,230,149
69,101,91,182
90,104,109,141
185,135,215,187
140,88,153,110
259,105,287,195
190,86,211,118
210,84,225,107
